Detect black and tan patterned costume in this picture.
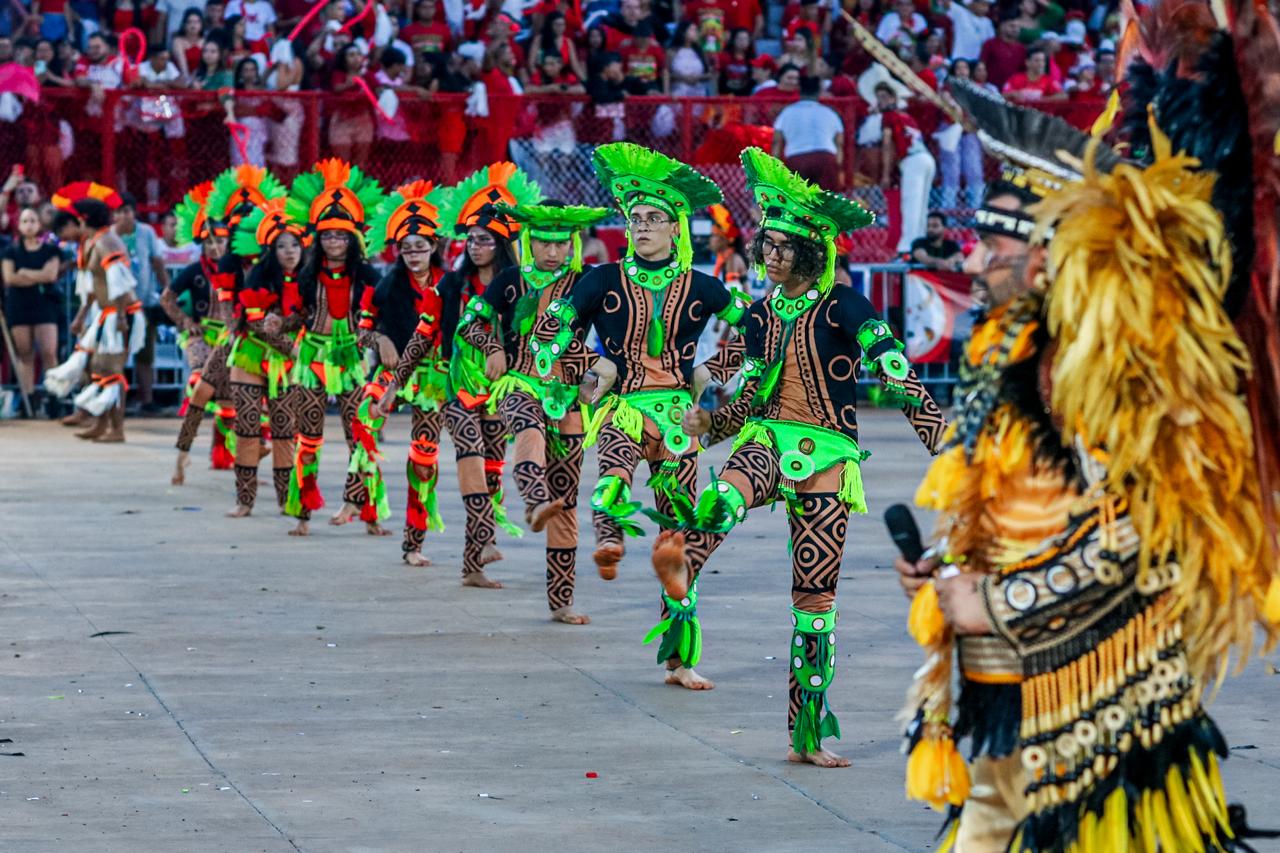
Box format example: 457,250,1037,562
165,168,287,477
898,7,1280,846
353,180,452,562
225,196,305,513
380,163,539,578
282,159,384,530
653,148,945,757
456,201,610,616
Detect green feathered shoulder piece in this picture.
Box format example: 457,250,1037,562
740,147,874,240
593,143,722,216
174,181,215,246
366,179,448,258
492,202,611,239
436,162,542,238
231,197,304,259
206,164,289,227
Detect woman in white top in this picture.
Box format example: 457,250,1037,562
668,21,712,97
265,36,304,174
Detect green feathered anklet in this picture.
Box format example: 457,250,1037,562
644,581,702,668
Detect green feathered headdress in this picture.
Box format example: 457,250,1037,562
740,147,874,294
286,158,387,250
592,143,722,271
231,197,306,259
205,165,289,232
493,202,611,275
436,162,542,241
174,181,219,246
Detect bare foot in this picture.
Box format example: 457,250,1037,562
365,522,391,536
61,410,87,427
76,420,106,440
171,452,190,486
550,606,590,625
526,499,565,533
462,570,503,589
329,503,358,526
479,543,503,566
403,551,431,567
288,520,311,537
787,747,851,768
652,530,690,599
594,544,623,581
664,666,715,690
93,431,125,443
226,504,252,518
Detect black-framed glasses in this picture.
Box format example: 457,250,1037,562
629,214,672,229
761,237,795,259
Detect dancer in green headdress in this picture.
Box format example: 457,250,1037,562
649,149,946,760
456,200,610,622
529,143,749,688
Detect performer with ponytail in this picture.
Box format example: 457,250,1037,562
528,143,749,689
225,197,306,516
455,199,610,623
652,149,944,763
46,182,142,443
377,162,538,587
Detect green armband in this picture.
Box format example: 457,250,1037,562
529,298,577,378
715,289,751,329
857,319,918,403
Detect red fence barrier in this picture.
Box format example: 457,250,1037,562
8,87,1105,261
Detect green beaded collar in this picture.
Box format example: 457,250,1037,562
623,255,681,291
522,261,571,290
768,284,823,322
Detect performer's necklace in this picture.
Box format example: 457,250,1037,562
623,255,680,291
769,284,822,323
522,261,570,290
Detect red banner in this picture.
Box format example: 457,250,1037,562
904,270,974,364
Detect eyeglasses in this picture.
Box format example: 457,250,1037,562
400,247,434,255
467,235,496,246
629,214,672,230
760,237,795,259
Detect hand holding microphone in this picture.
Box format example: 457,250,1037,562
884,503,941,599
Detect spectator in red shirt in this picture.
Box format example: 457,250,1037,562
684,0,763,41
977,12,1027,89
1002,47,1064,101
475,40,521,164
783,0,830,42
527,10,586,81
402,0,455,57
748,52,775,93
598,0,646,51
170,8,206,80
484,13,527,72
752,62,802,103
106,0,164,44
620,20,666,93
328,43,374,163
718,27,754,96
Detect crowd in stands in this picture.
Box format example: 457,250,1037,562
0,0,1119,192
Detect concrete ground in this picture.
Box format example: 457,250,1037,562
1,410,1277,853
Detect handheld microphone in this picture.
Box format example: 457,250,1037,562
884,503,924,563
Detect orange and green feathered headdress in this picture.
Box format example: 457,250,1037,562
366,179,448,257
437,162,541,241
52,181,123,215
708,203,738,241
206,165,289,231
231,197,307,258
174,181,221,245
286,158,386,246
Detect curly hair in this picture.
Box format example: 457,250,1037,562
748,227,827,282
